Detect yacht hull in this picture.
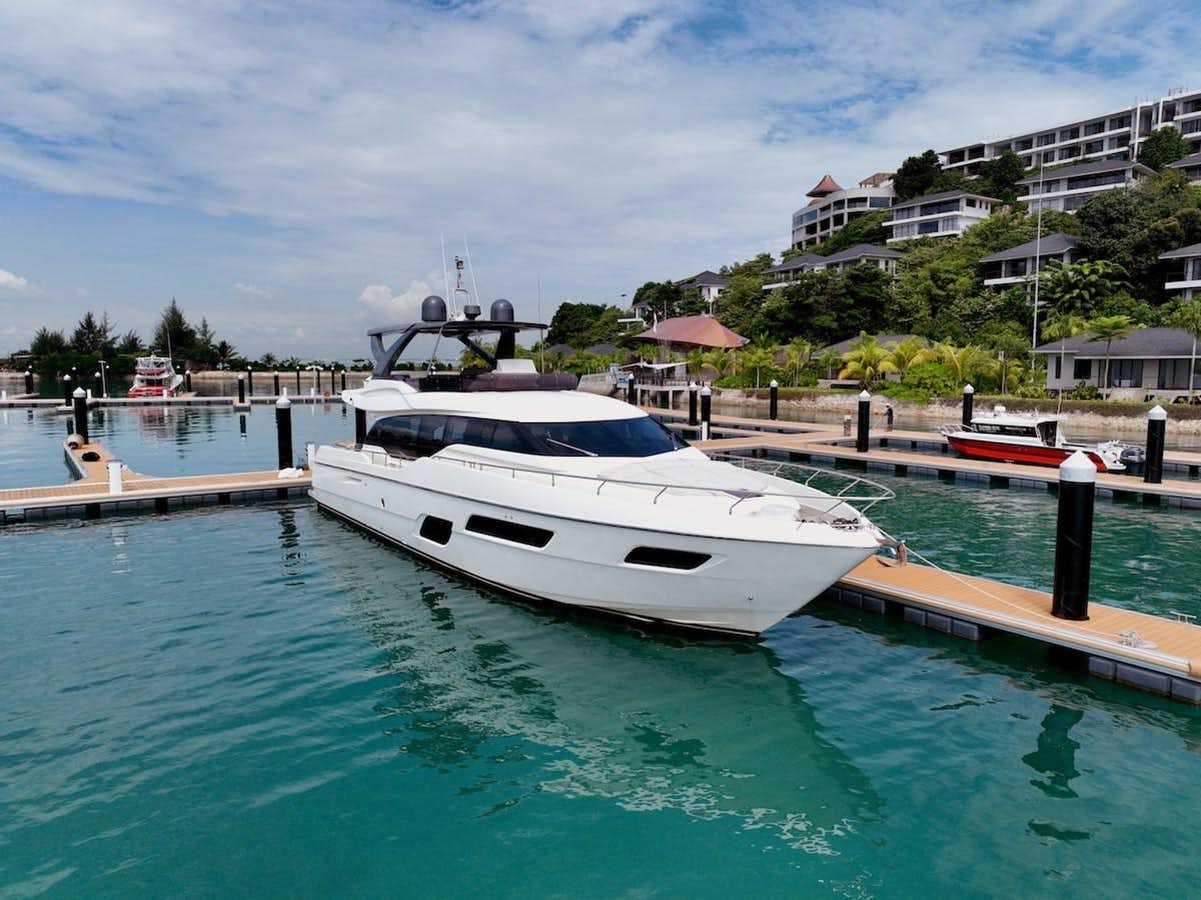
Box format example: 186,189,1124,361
309,450,877,635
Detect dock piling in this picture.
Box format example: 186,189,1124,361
236,375,246,406
1052,451,1095,621
1144,405,1166,485
62,374,72,407
688,382,698,426
295,367,301,393
185,370,192,392
962,383,975,427
769,380,779,420
627,377,637,406
72,388,88,444
340,369,347,391
856,390,870,453
700,385,712,441
246,366,254,397
25,369,33,395
273,371,281,396
276,396,294,470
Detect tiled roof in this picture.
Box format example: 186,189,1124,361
768,254,824,274
820,243,903,264
678,270,728,288
807,174,842,197
1167,151,1201,169
1016,158,1153,186
1033,326,1196,358
890,189,999,210
1160,242,1201,260
979,233,1079,264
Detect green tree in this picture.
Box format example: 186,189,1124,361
975,150,1026,204
1039,259,1128,317
30,327,68,357
153,300,197,357
1137,127,1191,171
839,334,897,387
1086,314,1138,392
741,342,776,388
1168,300,1201,401
986,351,1025,395
932,342,986,386
783,338,812,387
116,329,143,355
893,150,942,201
546,302,623,347
885,336,934,379
70,311,116,356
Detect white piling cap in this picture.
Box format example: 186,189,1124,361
72,387,86,398
688,381,697,389
770,379,779,388
1059,450,1097,484
858,390,871,401
963,383,975,394
1148,404,1167,421
700,384,712,395
276,395,292,409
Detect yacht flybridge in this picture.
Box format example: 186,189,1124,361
308,293,892,635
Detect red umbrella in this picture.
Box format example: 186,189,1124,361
632,315,748,349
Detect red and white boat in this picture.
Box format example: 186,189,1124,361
940,405,1129,472
127,354,184,398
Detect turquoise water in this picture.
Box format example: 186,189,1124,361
4,454,1201,895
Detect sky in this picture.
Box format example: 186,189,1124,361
0,0,1198,361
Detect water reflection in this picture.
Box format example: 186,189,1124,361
1023,705,1084,799
318,518,883,855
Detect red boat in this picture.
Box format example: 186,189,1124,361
940,405,1128,472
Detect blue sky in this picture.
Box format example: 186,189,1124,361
0,0,1198,360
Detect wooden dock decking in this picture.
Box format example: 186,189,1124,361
0,439,310,523
830,558,1201,702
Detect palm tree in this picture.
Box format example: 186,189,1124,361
986,352,1025,395
932,342,985,387
885,336,933,380
1041,259,1128,316
1041,312,1088,395
838,334,897,388
685,348,707,380
741,342,776,389
1086,314,1138,396
783,338,812,387
1169,300,1201,401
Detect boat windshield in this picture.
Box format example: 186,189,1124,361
367,414,687,459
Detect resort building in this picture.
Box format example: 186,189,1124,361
763,245,901,291
676,271,728,306
883,191,999,243
979,233,1080,289
1168,151,1201,184
1034,327,1201,399
790,174,894,250
1161,243,1201,300
940,89,1201,175
1016,159,1154,213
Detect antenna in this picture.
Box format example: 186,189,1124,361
538,273,545,372
441,234,454,317
463,237,481,306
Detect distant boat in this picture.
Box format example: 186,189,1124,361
940,404,1131,472
127,354,184,398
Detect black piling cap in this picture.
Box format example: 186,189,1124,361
463,304,481,320
489,298,514,322
421,295,448,323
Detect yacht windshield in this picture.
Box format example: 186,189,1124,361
367,414,687,458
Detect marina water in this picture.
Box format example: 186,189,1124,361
3,407,1200,896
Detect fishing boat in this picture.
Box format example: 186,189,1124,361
940,404,1130,472
307,289,892,636
127,354,184,398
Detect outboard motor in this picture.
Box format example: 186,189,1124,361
421,295,448,323
1119,446,1145,477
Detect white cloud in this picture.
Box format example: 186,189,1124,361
358,277,437,316
0,268,29,291
234,282,273,299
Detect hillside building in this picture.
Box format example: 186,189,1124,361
979,233,1080,288
1161,243,1201,300
790,174,894,250
883,191,999,243
1016,159,1154,213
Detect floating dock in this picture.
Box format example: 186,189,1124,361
0,439,309,524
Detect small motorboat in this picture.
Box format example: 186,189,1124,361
940,404,1130,472
127,354,184,399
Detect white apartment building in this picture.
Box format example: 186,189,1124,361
940,89,1201,174
1161,243,1201,300
1016,159,1153,213
979,233,1079,288
883,191,998,243
790,173,894,249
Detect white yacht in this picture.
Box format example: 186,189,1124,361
308,296,891,635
